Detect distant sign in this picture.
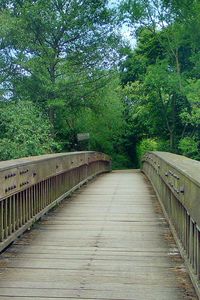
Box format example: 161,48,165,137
77,133,90,141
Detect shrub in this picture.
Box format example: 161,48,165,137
136,138,169,166
0,101,60,161
111,153,132,169
178,137,199,160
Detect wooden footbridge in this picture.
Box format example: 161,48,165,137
0,152,199,299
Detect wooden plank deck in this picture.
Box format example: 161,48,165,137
0,170,197,300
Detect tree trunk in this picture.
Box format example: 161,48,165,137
169,130,174,150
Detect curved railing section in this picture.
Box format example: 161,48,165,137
0,151,111,252
142,151,200,297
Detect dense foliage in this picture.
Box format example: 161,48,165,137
119,0,200,163
0,0,199,167
0,0,127,167
0,101,58,160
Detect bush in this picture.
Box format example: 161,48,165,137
111,153,132,170
0,101,60,161
178,137,199,160
136,138,169,166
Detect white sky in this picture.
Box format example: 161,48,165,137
108,0,136,48
121,24,136,48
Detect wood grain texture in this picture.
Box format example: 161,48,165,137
0,170,197,299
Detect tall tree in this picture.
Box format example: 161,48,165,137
0,1,119,108
119,0,200,154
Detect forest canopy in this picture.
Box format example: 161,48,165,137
0,0,199,166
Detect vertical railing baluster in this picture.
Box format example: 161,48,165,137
197,229,200,280
0,201,4,242
4,199,8,239
8,197,12,236
0,153,110,253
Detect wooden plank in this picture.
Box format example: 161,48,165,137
0,171,197,300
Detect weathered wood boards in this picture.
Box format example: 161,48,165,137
0,170,197,299
0,152,111,252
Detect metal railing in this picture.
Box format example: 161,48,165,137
142,152,200,298
0,151,111,252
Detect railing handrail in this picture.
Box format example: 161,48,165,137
144,151,200,188
0,151,110,171
142,151,200,228
0,151,111,200
142,151,200,298
0,151,111,253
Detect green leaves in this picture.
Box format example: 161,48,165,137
120,0,147,23
119,0,200,159
0,101,60,160
1,0,119,105
136,138,170,165
178,137,200,159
